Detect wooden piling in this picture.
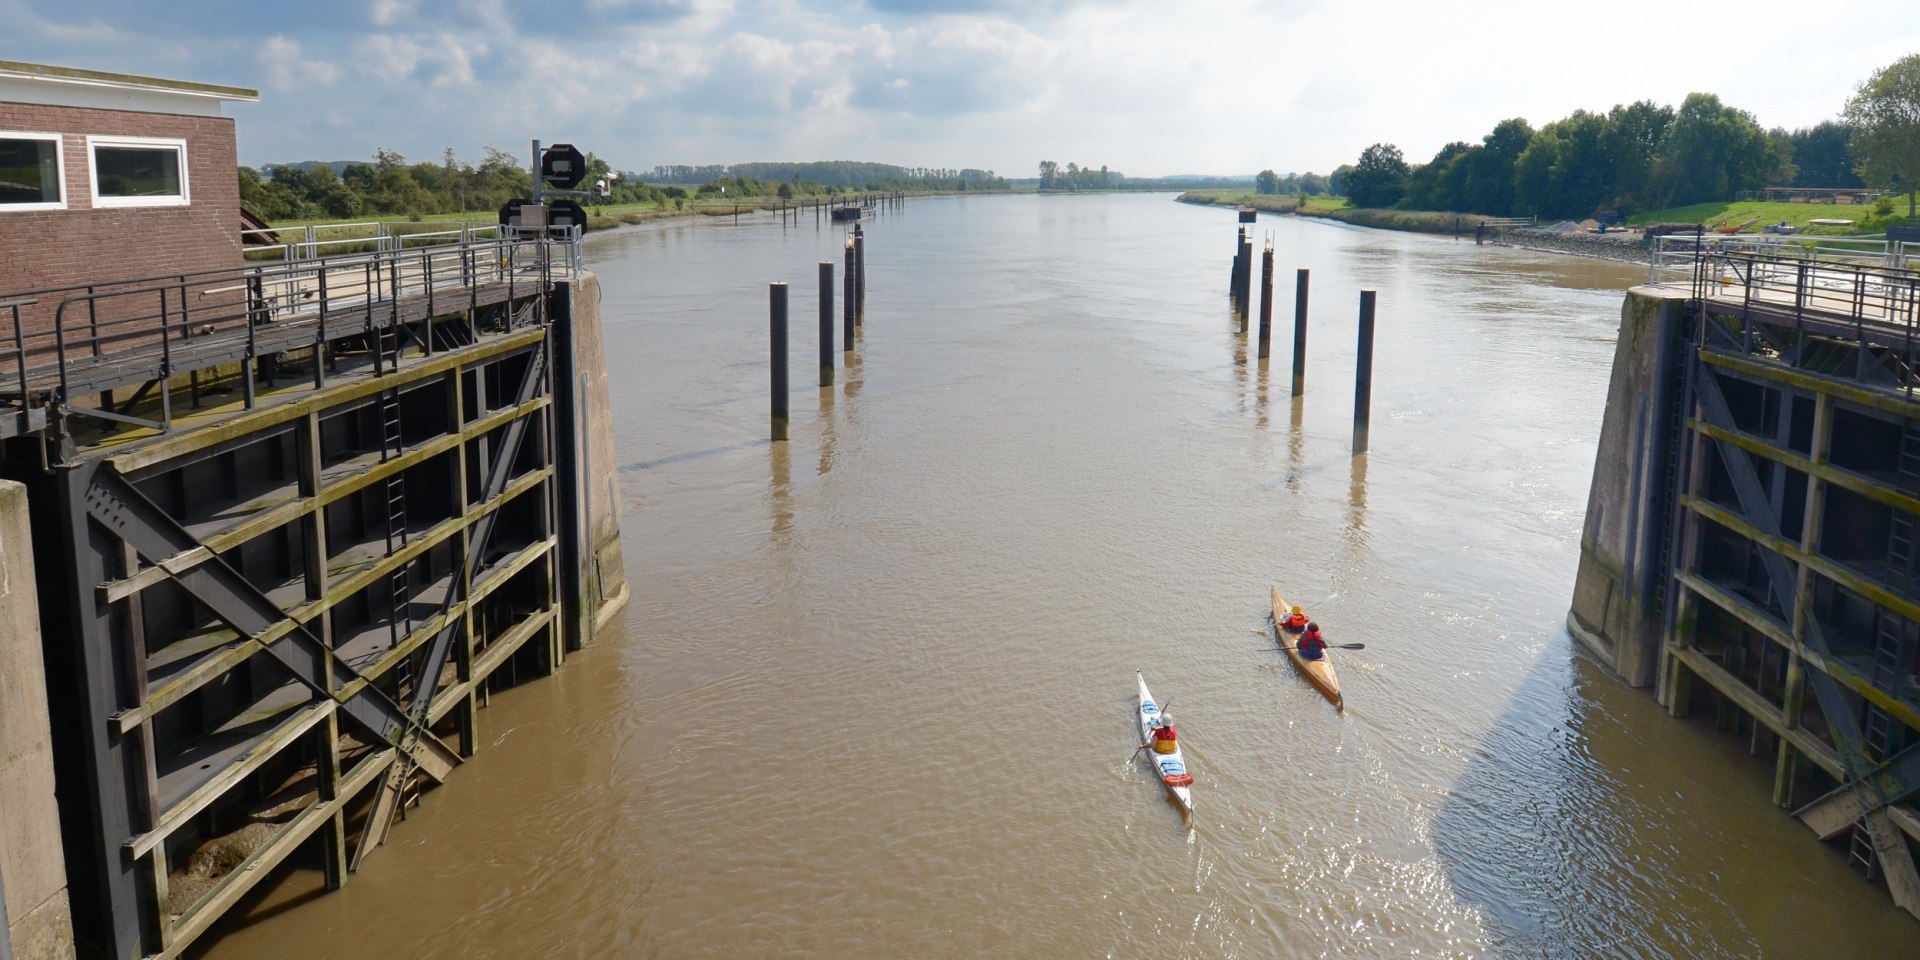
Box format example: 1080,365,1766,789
818,261,834,387
854,226,866,326
1352,290,1376,454
770,283,789,441
1257,242,1274,359
1237,233,1253,328
1291,269,1310,396
843,239,855,351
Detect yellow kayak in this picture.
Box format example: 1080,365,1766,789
1270,586,1342,710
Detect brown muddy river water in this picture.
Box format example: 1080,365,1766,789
198,194,1916,958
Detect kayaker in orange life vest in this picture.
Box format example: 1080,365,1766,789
1297,622,1328,660
1279,603,1309,633
1151,719,1179,754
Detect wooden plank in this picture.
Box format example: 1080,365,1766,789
1670,645,1842,779
1701,347,1920,422
124,700,333,858
428,609,555,725
102,328,545,473
156,747,394,960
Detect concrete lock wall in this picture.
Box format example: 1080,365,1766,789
1568,286,1691,687
0,480,76,960
558,272,630,643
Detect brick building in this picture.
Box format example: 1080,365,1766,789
0,60,256,348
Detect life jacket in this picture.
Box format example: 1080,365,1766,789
1299,631,1326,656
1152,724,1178,753
1281,612,1309,630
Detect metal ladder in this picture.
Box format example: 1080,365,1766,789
376,325,412,655
1651,315,1696,613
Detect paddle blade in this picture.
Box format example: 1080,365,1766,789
1334,642,1366,650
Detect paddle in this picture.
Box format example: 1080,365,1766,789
1263,640,1366,651
1124,697,1174,763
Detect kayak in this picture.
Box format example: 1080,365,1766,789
1270,586,1343,710
1135,671,1193,813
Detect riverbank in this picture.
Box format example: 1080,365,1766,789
266,189,1001,238
1177,190,1657,263
1491,227,1650,265
1176,191,1487,236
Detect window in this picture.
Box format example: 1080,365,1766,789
0,132,64,211
89,136,188,207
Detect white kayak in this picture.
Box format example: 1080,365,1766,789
1135,671,1193,813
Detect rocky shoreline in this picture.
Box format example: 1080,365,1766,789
1488,227,1652,265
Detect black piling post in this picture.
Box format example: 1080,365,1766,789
818,261,835,387
854,225,866,326
771,283,789,441
843,239,855,351
1241,235,1255,328
1352,290,1376,454
1230,228,1245,301
1291,268,1310,396
1257,241,1274,359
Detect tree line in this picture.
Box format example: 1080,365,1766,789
1036,161,1118,191
1292,53,1920,220
240,151,1009,222
647,161,1005,191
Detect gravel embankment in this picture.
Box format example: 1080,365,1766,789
1491,227,1652,265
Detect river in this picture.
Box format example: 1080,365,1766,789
195,193,1917,959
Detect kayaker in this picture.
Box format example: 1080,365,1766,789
1278,603,1309,633
1298,622,1328,660
1151,720,1179,754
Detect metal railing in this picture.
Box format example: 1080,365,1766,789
0,227,581,441
241,221,510,262
1652,233,1914,285
1686,241,1920,331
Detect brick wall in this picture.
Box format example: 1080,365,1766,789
0,102,242,358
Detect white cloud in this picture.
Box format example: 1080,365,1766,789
14,0,1915,177
259,36,342,91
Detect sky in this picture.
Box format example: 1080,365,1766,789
5,0,1915,178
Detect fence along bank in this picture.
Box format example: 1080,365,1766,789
0,62,627,960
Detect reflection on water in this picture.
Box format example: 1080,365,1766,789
193,194,1919,960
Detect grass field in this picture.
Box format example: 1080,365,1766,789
1624,197,1915,235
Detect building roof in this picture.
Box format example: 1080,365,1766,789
0,60,257,103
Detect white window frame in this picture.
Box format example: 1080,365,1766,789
87,135,190,208
0,131,67,212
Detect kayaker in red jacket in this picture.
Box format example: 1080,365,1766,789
1279,603,1309,633
1298,623,1327,660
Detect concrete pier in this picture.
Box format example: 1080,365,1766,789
1568,286,1691,686
0,482,75,960
1572,266,1920,920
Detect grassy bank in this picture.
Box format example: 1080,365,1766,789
265,191,985,238
1624,196,1916,236
1176,190,1483,235
1179,188,1920,240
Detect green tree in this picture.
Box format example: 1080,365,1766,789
1401,141,1469,210
1785,121,1861,187
1650,93,1774,208
1461,118,1533,216
1844,54,1920,217
1346,144,1409,208
1038,160,1058,189
1602,100,1673,211
1255,169,1279,194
